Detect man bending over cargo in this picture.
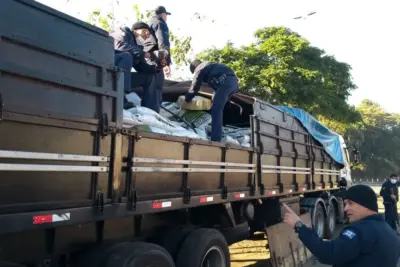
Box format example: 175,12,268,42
283,184,400,267
110,22,166,110
185,59,239,142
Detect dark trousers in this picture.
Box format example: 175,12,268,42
211,76,239,141
114,51,162,113
115,52,133,93
384,203,398,231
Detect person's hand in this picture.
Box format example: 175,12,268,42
282,203,301,228
391,194,396,200
163,65,171,77
160,58,167,67
185,93,195,103
144,52,151,59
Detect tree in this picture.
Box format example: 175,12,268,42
198,27,359,123
345,100,400,178
87,5,192,66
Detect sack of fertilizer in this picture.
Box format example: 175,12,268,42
123,107,186,132
179,110,212,129
177,95,212,111
237,135,250,144
136,125,201,139
125,92,142,106
160,102,181,120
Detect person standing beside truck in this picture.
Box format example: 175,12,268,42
109,22,162,110
283,184,400,267
185,59,239,142
380,173,399,232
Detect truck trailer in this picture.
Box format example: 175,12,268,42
0,1,352,267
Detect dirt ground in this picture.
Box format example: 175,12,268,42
229,197,399,267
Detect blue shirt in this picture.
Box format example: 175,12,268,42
297,214,400,267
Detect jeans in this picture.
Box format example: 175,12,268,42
210,76,239,142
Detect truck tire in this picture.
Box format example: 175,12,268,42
312,204,326,238
176,228,230,267
74,242,130,267
104,242,175,267
325,204,336,239
161,225,196,260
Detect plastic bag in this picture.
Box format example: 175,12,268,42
125,92,142,106
177,95,212,111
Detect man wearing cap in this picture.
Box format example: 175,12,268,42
283,184,400,267
380,173,399,231
146,6,172,77
110,22,163,110
184,59,239,142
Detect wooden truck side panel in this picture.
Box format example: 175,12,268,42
252,99,340,195
120,130,256,202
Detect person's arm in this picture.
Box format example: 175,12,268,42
185,65,207,102
153,22,171,65
297,225,366,265
380,183,393,203
282,203,373,266
110,28,145,61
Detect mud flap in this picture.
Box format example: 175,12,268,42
266,213,312,267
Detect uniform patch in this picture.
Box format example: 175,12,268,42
342,229,356,239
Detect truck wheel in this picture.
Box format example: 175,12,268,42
325,204,336,238
161,225,196,260
312,204,326,238
104,242,175,267
176,228,230,267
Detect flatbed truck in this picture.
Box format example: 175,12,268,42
0,1,351,266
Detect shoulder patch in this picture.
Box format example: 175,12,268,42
342,229,356,239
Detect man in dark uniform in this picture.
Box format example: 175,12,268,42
146,6,172,77
380,173,399,231
134,6,172,113
184,59,239,142
109,22,163,110
283,184,400,267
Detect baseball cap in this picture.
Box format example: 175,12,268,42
338,184,378,212
155,6,171,15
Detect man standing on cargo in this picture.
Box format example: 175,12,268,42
110,22,164,110
185,59,239,142
283,184,400,267
380,173,399,231
145,6,172,78
134,6,172,113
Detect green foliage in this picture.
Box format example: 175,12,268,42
87,9,113,32
345,100,400,178
198,26,359,123
87,5,193,66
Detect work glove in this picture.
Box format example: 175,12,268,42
185,93,195,102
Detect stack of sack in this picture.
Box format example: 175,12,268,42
122,92,251,147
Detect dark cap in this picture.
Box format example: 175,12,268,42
132,22,150,31
189,59,202,74
339,184,378,212
155,6,171,15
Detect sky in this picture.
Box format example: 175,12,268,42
37,0,400,113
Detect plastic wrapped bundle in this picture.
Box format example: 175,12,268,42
177,95,212,111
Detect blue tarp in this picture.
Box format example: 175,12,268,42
275,105,344,166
